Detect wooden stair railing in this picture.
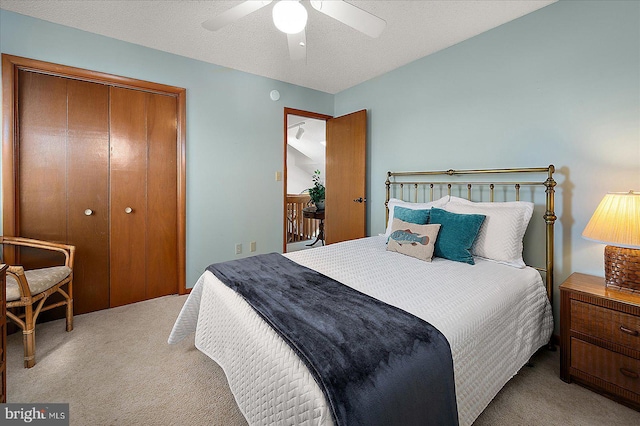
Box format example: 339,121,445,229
286,194,319,243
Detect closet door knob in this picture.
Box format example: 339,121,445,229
84,209,93,216
124,207,133,214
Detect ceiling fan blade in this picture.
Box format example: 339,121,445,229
310,0,385,38
287,29,307,62
202,1,273,31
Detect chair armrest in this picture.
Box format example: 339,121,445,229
1,236,75,269
6,265,32,298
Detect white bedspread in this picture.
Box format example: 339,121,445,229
169,236,553,426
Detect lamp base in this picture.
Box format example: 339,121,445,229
604,245,640,292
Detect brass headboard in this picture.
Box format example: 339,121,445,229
385,166,557,306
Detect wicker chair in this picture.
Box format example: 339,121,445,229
1,237,75,368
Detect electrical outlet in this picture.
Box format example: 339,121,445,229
250,241,256,252
235,243,242,255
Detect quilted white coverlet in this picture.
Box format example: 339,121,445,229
169,236,553,426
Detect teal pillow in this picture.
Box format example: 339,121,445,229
394,206,431,225
429,208,486,265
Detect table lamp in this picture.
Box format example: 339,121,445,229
582,191,640,292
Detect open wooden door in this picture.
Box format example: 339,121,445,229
325,110,367,244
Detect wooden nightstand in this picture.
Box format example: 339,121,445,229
560,272,640,410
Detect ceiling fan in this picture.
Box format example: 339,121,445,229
202,1,386,61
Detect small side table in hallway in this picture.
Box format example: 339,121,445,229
303,208,325,246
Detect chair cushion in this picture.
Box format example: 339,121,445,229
6,266,71,302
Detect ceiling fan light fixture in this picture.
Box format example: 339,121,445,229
272,1,308,34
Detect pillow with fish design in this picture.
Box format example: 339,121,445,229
386,218,441,262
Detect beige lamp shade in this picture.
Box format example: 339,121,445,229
582,191,640,249
583,191,640,291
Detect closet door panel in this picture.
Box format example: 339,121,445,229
17,71,67,269
146,93,178,298
109,87,147,307
67,79,110,314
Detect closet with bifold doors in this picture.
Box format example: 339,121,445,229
2,55,186,315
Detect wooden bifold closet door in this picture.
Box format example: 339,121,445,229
3,56,185,315
18,71,111,314
109,87,178,307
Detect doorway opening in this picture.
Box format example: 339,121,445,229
283,108,330,253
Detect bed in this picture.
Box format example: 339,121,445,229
169,166,557,426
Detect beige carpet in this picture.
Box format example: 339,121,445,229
6,294,640,425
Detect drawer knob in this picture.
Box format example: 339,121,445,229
619,325,639,336
620,368,639,379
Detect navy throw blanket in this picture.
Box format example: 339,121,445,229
207,252,458,426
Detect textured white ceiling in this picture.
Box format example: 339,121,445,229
0,0,557,94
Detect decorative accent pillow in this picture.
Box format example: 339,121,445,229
394,206,431,225
386,218,441,262
445,196,534,268
384,196,449,238
428,208,486,265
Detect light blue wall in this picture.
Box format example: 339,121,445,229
335,0,640,321
0,10,334,289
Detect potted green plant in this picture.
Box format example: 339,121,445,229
307,169,325,210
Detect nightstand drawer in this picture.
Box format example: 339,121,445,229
571,300,640,351
572,338,640,394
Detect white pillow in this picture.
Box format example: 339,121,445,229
384,196,449,238
444,196,534,268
